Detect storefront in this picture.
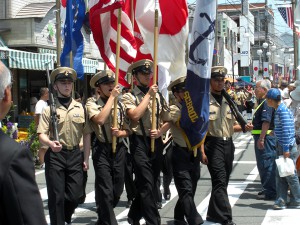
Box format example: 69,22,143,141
1,46,99,128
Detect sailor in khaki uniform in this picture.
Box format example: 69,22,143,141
86,70,130,225
204,66,252,225
122,59,171,225
37,67,91,225
167,76,204,225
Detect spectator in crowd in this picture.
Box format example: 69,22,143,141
235,86,247,114
279,80,288,96
288,82,296,93
244,87,254,120
75,91,82,103
281,88,292,107
252,79,277,200
30,96,38,113
266,88,300,210
34,87,49,168
225,80,236,101
289,82,300,176
0,61,47,225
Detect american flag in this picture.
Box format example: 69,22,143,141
89,0,137,88
278,6,294,29
60,0,86,79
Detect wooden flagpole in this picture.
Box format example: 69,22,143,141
112,8,122,154
55,0,62,68
130,0,134,91
151,8,159,152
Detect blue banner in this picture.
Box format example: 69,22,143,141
179,0,216,149
60,0,86,80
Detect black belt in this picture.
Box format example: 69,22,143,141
62,145,79,150
206,136,232,141
173,142,189,150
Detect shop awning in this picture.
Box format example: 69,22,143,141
8,49,55,70
15,2,56,19
1,46,99,72
39,48,99,74
0,37,9,66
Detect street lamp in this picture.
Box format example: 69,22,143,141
269,45,277,79
262,42,269,49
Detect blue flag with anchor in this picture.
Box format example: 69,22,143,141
60,0,85,80
179,0,216,149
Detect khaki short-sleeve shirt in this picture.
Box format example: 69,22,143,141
85,97,130,143
169,103,187,148
122,86,171,136
207,93,236,137
37,99,91,149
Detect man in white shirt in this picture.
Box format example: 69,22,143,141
34,87,49,168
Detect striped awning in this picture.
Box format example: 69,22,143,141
8,50,55,70
1,46,99,72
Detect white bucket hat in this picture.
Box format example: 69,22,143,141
290,81,300,101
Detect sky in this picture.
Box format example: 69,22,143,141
187,0,292,35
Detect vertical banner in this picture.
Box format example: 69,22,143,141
263,62,269,77
253,60,259,79
240,16,250,67
179,0,216,149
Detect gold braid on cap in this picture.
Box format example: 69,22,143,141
145,62,151,69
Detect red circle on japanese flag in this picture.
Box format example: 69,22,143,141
264,68,268,72
61,0,67,7
254,67,258,71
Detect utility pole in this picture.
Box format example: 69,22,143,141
292,0,298,81
212,0,218,66
231,33,235,87
264,0,268,65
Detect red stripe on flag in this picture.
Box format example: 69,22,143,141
89,0,137,87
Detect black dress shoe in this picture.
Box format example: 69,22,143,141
128,217,140,225
156,202,162,209
126,200,133,208
173,219,188,225
163,187,171,200
222,220,236,225
206,216,219,223
163,192,171,200
257,190,264,195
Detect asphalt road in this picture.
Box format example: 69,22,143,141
35,132,300,225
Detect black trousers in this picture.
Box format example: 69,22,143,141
204,137,235,223
156,143,173,203
128,134,163,225
172,145,203,225
124,152,136,201
45,147,83,225
162,143,173,195
93,141,126,225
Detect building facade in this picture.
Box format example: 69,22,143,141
0,0,103,125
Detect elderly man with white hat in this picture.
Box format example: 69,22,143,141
289,81,300,176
